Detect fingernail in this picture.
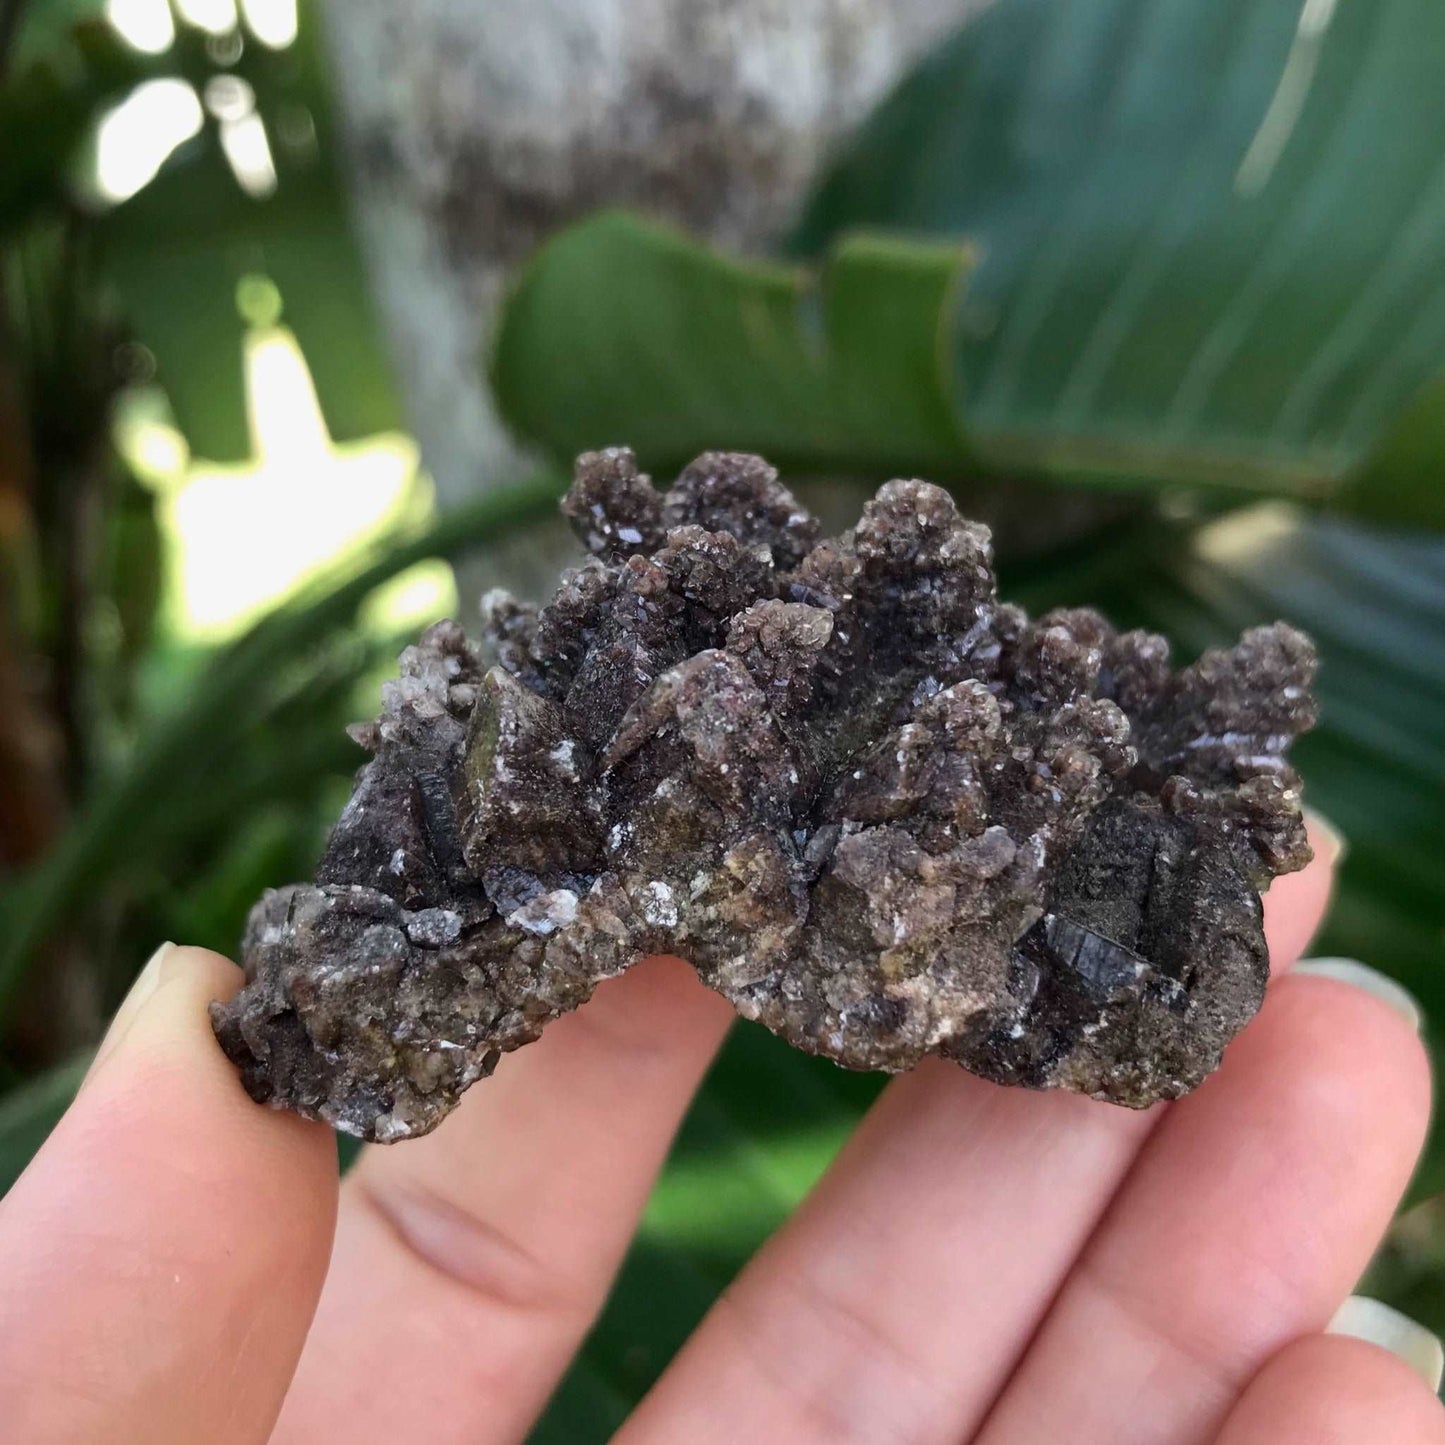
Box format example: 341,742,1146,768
1329,1295,1444,1392
1304,807,1348,866
86,942,178,1081
1295,957,1423,1033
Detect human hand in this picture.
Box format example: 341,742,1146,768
2,819,1441,1443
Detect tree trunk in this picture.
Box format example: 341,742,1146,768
318,0,979,595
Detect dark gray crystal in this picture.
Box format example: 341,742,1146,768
212,449,1317,1141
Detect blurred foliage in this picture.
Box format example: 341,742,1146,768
498,0,1445,530
2,0,1445,1438
0,474,560,1017
0,17,143,230
1,4,398,458
0,0,415,1088
495,217,977,488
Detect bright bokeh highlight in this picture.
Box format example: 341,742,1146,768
173,0,239,36
105,0,175,54
240,0,299,49
121,329,453,643
94,80,203,203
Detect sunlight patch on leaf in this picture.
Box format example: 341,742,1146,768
163,328,421,640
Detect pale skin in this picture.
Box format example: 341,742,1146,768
1,820,1441,1443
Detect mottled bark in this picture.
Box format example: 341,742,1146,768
318,0,978,593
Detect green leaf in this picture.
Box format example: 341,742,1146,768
495,0,1445,527
0,19,146,234
494,210,974,479
1337,377,1445,524
10,0,107,71
103,225,252,458
263,220,400,448
794,0,1445,526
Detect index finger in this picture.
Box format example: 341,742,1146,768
0,945,338,1445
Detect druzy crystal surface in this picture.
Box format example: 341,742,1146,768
212,450,1316,1141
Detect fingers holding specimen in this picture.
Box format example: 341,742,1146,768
0,945,337,1445
974,964,1431,1445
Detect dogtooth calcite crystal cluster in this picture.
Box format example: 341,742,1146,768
211,449,1317,1141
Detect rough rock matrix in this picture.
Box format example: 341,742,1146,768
212,450,1317,1141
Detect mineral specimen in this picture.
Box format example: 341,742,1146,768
211,450,1317,1141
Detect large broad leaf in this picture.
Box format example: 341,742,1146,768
494,214,975,482
791,0,1445,525
494,0,1445,528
